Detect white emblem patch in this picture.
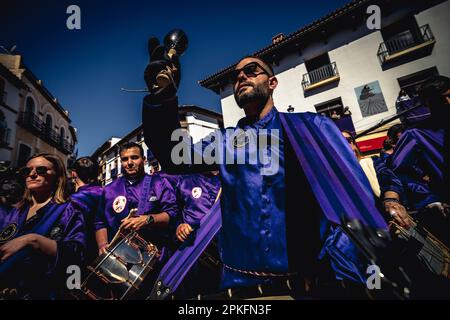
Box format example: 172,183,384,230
191,187,202,199
149,196,157,202
112,196,127,213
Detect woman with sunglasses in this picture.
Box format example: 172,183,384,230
0,153,86,299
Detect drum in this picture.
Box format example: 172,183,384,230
78,230,160,300
390,219,450,279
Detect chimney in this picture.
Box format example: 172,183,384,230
272,33,286,45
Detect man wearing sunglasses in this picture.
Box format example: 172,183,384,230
143,47,388,299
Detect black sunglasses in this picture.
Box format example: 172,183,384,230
229,62,271,84
19,166,51,177
344,136,354,144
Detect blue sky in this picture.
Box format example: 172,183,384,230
0,0,350,156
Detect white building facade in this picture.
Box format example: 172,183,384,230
200,0,449,152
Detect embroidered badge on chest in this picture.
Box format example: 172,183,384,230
149,196,158,202
113,196,127,213
233,131,250,148
191,187,202,199
50,225,63,240
0,223,18,242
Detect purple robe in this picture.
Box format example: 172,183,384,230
390,128,445,209
70,184,104,262
0,200,86,299
95,175,179,247
176,173,221,229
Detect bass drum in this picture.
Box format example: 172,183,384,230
390,219,450,280
77,230,160,300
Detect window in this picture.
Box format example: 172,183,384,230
397,67,439,96
60,127,65,144
25,97,35,114
0,109,9,145
0,78,5,104
378,17,435,65
315,97,355,133
45,114,53,135
17,144,32,168
381,17,422,53
305,53,331,74
395,67,438,124
302,53,339,91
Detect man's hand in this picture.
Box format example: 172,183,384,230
176,223,194,242
384,200,412,229
98,243,109,256
120,216,149,231
144,37,180,99
426,202,449,218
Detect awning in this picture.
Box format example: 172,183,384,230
356,132,387,153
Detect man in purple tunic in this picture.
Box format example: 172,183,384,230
69,157,103,263
173,171,221,298
95,142,179,258
174,171,221,243
380,76,449,243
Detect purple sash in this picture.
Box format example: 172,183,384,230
279,112,387,229
149,198,221,299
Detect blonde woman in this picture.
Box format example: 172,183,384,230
0,153,86,299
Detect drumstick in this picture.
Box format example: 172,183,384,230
109,208,138,245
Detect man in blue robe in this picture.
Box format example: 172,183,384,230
142,48,388,298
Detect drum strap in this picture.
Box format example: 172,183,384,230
138,175,152,215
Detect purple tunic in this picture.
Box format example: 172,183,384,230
390,128,445,209
176,173,221,229
71,184,103,218
95,175,179,245
70,184,104,262
0,200,86,299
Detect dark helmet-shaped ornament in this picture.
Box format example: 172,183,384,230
163,29,188,55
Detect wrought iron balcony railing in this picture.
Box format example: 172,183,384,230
302,62,339,91
377,24,435,64
17,112,74,154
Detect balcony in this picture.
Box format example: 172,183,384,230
0,91,7,105
377,24,435,65
302,62,340,91
0,127,11,147
17,112,74,154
